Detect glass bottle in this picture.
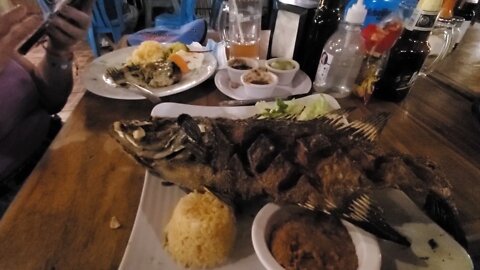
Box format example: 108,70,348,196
313,0,367,98
372,0,443,102
300,0,345,80
439,0,459,19
454,0,478,43
344,0,402,27
452,16,466,50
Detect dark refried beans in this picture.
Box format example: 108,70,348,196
269,213,358,270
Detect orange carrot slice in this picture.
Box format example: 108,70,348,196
168,53,190,74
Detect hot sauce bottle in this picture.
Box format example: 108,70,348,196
440,0,459,18
372,0,443,102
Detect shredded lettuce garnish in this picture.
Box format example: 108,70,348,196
255,95,332,121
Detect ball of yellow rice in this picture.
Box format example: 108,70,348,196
164,191,236,268
128,41,165,65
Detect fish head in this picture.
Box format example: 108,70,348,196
112,118,188,161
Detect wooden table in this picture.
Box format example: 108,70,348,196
430,24,480,98
0,73,480,269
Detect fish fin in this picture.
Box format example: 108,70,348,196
177,114,203,144
177,114,209,162
341,112,391,142
319,107,356,128
340,193,411,247
424,192,468,249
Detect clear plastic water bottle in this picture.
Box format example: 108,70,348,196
344,0,402,27
313,0,367,98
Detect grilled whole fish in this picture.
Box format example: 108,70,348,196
111,110,467,247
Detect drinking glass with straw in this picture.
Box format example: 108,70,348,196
216,0,262,59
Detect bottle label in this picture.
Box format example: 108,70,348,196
393,72,419,91
314,51,334,86
405,9,439,31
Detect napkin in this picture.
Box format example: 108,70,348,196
206,39,228,70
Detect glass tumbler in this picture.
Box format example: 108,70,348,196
216,0,262,59
421,18,454,75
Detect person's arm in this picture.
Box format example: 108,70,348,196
27,4,93,114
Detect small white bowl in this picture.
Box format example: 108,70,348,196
266,58,300,86
252,203,381,270
241,69,279,99
226,58,259,84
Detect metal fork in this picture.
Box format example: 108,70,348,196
104,67,162,104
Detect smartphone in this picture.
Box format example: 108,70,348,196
17,0,84,55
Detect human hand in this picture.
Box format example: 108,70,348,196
46,0,95,57
0,6,42,73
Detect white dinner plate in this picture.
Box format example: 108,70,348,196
119,97,473,270
81,46,217,100
374,189,473,270
119,94,340,270
214,69,312,100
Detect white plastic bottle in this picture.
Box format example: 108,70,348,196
312,0,367,98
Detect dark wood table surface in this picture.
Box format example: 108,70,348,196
0,73,479,269
430,24,480,98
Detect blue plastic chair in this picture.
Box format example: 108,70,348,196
88,0,126,57
128,19,207,45
154,0,196,28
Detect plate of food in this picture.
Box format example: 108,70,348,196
117,94,345,270
82,41,217,100
112,94,473,270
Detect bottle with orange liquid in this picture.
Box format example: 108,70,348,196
440,0,459,18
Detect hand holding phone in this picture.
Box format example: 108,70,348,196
17,0,95,55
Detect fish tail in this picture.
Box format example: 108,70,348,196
424,191,468,249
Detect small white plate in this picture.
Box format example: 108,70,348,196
81,46,217,100
252,203,381,270
215,69,312,100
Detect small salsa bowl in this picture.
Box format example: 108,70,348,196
265,58,300,86
227,57,259,84
252,203,381,270
241,68,279,99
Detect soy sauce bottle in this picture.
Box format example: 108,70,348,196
301,0,345,80
373,0,443,102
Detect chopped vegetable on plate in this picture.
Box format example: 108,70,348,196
255,94,333,120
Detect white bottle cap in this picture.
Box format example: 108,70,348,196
345,0,368,24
